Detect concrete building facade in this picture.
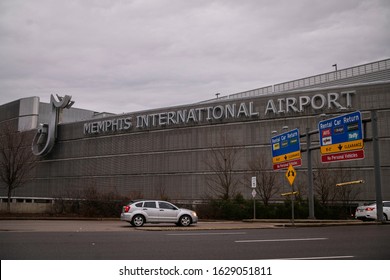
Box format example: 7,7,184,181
1,59,389,206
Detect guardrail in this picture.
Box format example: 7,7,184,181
274,58,390,93
206,58,390,102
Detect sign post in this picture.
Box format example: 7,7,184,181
271,129,300,224
286,164,297,226
251,177,257,220
371,110,384,222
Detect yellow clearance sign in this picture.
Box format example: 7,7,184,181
320,139,363,155
272,151,302,164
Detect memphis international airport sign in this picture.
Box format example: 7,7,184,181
83,91,356,136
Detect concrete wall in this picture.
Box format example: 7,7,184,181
0,198,53,214
1,82,386,204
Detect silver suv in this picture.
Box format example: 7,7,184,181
120,200,198,227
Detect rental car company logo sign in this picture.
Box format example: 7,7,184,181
83,91,355,135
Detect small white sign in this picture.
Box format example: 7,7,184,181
252,189,257,198
251,176,256,188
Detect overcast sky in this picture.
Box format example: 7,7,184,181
0,0,389,114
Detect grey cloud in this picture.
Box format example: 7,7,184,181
0,0,389,113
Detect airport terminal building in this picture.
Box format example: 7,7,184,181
1,59,390,208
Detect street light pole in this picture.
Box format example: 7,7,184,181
332,64,338,80
306,127,315,219
371,110,384,223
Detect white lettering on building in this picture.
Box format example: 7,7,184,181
265,91,355,115
83,117,132,135
83,91,356,135
136,101,259,129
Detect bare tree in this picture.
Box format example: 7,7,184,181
337,183,361,206
334,168,361,208
313,161,354,206
313,166,339,206
249,157,279,206
204,135,242,200
0,125,38,212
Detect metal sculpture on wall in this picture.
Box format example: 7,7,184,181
32,94,74,156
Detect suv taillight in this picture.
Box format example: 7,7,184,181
365,207,375,211
123,205,130,212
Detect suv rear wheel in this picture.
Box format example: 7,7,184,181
131,215,145,227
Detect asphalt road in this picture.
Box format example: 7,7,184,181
1,220,389,260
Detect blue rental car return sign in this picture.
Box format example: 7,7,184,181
271,128,301,170
318,111,364,163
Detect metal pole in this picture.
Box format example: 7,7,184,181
253,196,256,220
251,176,256,220
291,183,295,226
306,127,315,219
371,110,384,222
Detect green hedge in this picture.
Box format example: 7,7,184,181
52,188,357,220
196,198,357,220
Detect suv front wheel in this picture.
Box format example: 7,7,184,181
178,215,192,227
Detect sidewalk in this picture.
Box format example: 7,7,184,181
0,217,381,232
138,219,370,231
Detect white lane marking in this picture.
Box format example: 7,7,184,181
235,237,328,243
167,232,247,236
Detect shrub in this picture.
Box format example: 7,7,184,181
53,187,136,217
196,198,356,220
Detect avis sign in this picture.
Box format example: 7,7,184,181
318,111,364,163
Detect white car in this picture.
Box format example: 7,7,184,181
120,200,198,227
355,201,390,221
